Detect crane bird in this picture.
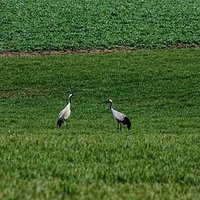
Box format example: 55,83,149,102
108,99,131,130
57,93,74,128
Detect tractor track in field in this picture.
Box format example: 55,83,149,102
0,44,200,57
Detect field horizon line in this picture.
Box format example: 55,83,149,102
1,44,200,57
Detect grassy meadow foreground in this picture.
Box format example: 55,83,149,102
1,49,200,199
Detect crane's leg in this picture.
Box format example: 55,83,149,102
119,123,122,131
117,121,119,130
65,120,68,128
116,120,121,131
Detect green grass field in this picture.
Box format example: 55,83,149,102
1,0,200,198
1,0,200,52
1,48,200,199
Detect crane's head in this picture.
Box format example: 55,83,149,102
108,99,112,103
69,93,74,98
108,99,113,109
68,93,75,103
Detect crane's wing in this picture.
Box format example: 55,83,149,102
111,108,126,122
58,103,71,120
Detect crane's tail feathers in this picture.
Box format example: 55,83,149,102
57,117,64,128
123,117,131,130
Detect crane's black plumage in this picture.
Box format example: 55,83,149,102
122,116,131,130
57,117,64,128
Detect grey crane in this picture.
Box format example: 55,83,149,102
108,99,131,130
57,93,74,128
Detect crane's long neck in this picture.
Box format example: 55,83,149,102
109,102,112,110
69,96,72,103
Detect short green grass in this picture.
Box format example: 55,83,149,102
1,0,200,52
1,48,200,199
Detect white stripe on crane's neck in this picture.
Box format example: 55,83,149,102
68,94,73,103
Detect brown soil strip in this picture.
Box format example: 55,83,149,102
0,47,138,57
0,45,199,57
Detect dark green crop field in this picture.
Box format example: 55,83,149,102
1,48,200,199
1,0,200,52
